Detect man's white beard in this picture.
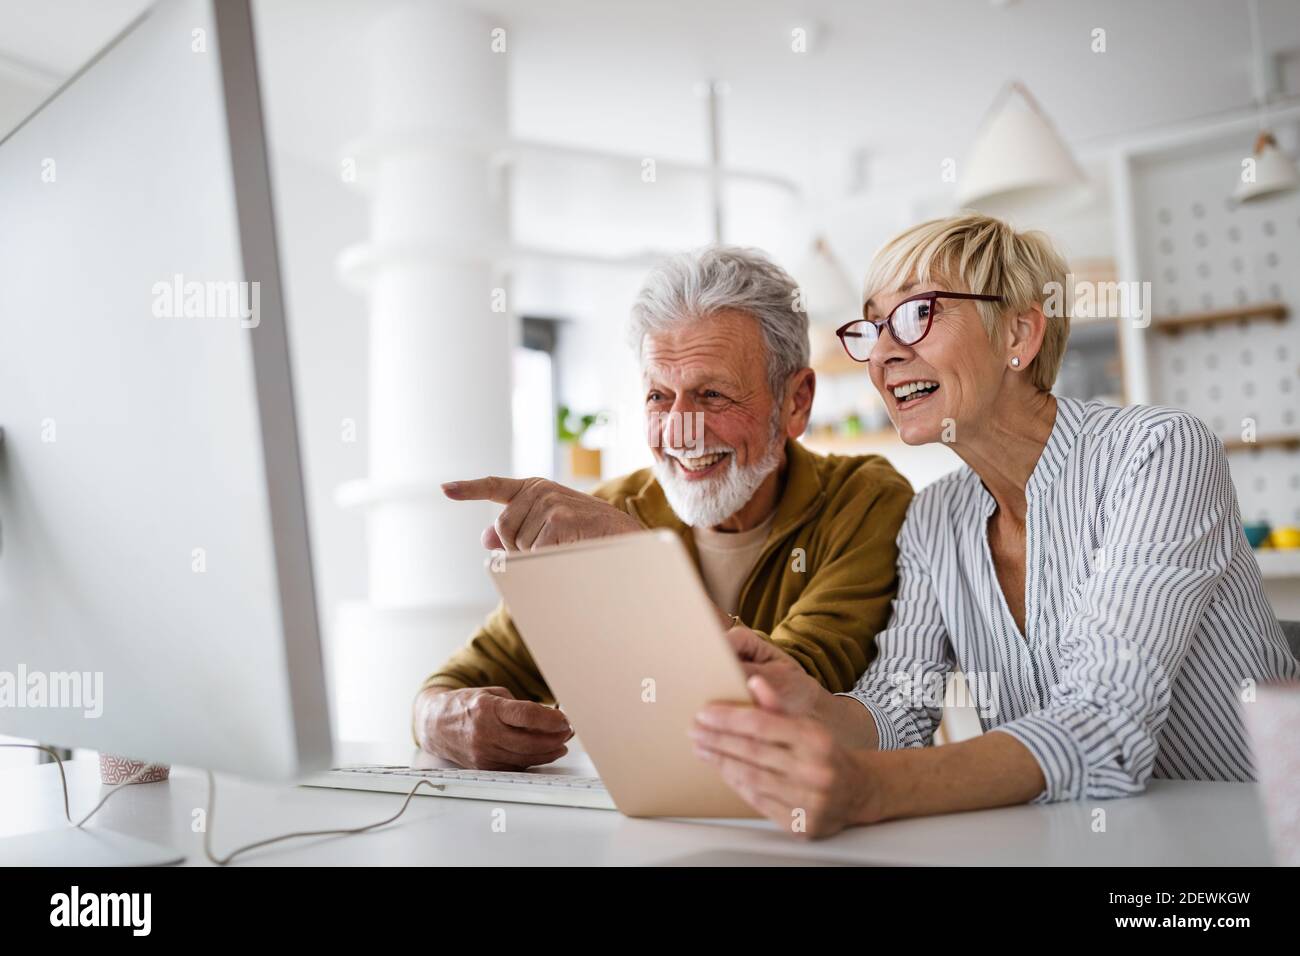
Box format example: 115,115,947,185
653,431,784,529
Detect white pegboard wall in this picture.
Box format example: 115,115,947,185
1133,141,1300,528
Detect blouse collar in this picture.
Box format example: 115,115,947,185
969,395,1087,515
1026,395,1084,499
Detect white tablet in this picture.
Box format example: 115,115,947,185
489,529,758,818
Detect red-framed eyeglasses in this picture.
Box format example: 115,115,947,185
835,291,1004,362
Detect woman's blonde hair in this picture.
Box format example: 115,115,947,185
862,213,1070,391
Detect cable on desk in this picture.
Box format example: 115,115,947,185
0,743,154,825
201,771,445,865
5,742,447,864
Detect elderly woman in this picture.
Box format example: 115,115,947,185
692,213,1300,838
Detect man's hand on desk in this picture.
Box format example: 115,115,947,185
415,685,574,770
441,476,642,551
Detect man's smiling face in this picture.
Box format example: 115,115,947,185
641,309,786,528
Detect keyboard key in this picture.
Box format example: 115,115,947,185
330,765,607,791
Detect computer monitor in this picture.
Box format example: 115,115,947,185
0,0,331,816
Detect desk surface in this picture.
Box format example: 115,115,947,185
0,751,1276,866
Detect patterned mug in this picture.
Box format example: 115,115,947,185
99,753,170,785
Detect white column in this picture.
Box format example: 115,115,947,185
332,0,512,742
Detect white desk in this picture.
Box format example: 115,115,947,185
0,751,1276,866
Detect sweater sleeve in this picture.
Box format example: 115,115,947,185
757,469,914,693
419,601,554,703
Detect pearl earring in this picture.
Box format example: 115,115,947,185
1010,356,1021,368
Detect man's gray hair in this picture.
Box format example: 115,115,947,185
627,245,810,399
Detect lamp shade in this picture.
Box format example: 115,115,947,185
957,82,1086,209
1234,131,1300,203
794,236,857,325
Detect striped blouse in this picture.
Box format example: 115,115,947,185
843,397,1300,803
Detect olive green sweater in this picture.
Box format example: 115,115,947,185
420,439,913,702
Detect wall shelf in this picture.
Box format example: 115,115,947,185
1152,301,1288,335
1221,434,1300,454
1254,549,1300,580
801,428,898,453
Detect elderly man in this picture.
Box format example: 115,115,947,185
413,246,913,770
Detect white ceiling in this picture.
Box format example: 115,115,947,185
2,0,1298,190
488,0,1300,188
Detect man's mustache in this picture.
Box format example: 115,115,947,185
660,446,734,461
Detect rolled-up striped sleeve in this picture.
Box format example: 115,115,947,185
992,415,1235,803
840,501,953,749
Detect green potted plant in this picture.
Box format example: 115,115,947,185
556,405,606,479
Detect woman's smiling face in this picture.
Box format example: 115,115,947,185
865,281,1009,445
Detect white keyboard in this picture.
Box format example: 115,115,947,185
303,764,617,811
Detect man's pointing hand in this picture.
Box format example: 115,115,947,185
442,476,643,551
